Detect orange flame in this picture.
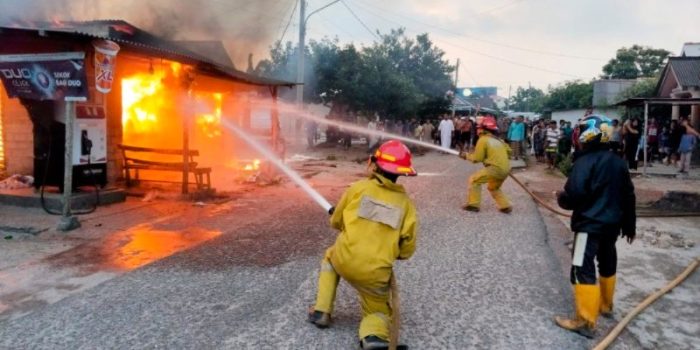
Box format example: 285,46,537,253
243,159,261,171
121,61,224,143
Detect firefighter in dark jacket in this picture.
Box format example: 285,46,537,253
554,115,636,338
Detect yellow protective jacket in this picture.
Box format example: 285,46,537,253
467,133,512,173
329,173,418,286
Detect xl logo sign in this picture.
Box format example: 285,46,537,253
1,68,32,79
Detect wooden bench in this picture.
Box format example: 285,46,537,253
118,144,211,191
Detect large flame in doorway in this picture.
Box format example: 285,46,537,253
121,61,223,144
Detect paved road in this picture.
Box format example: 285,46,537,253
0,154,589,349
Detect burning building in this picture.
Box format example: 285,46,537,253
0,20,294,199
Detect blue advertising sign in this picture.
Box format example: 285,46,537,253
0,52,88,101
457,86,498,98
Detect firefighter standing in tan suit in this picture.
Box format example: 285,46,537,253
308,140,418,350
460,115,513,213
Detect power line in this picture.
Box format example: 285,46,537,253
317,11,359,42
351,1,587,79
277,0,298,43
354,0,605,61
476,0,526,15
340,0,380,40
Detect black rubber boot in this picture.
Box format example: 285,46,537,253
461,204,480,212
360,335,390,350
307,309,331,329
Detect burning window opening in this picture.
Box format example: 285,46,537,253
121,60,225,147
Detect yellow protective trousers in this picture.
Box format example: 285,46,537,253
466,166,511,210
314,247,393,341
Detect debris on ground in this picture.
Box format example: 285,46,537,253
287,154,320,162
0,175,34,190
638,227,696,249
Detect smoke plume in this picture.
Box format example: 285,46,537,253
0,0,295,68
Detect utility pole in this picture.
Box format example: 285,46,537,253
454,58,460,87
296,0,341,107
296,0,306,108
452,58,459,118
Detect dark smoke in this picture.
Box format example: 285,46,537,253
0,0,295,67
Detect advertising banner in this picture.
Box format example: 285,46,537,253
92,40,120,93
0,52,88,101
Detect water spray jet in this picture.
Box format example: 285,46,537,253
274,102,461,156
221,119,333,213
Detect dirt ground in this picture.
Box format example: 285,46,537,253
516,160,700,349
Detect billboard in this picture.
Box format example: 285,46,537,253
0,52,88,101
457,86,498,98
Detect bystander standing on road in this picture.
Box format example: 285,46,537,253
367,117,379,151
532,119,546,162
647,117,659,162
624,118,640,170
438,115,454,151
306,120,318,149
459,116,472,152
422,120,434,144
559,121,574,158
609,119,622,156
507,115,526,160
545,121,560,170
659,125,670,163
668,119,683,166
678,117,700,174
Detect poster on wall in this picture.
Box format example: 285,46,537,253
72,105,107,165
0,52,88,101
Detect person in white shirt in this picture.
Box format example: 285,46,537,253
438,115,454,150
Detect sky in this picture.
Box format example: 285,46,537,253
0,0,698,96
290,0,700,95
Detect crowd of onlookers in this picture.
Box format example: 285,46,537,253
306,112,699,173
503,113,700,173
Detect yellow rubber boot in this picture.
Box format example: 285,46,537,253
554,284,600,339
357,289,392,341
599,275,616,318
487,177,511,211
313,247,340,314
465,168,489,209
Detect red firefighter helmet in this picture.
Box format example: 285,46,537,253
372,140,417,176
477,115,499,133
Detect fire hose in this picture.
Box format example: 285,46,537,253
592,258,700,350
507,172,700,218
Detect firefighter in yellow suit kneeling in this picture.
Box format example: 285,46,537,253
308,140,418,350
460,115,513,213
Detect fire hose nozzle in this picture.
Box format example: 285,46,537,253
328,206,335,215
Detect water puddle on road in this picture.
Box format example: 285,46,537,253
47,224,221,271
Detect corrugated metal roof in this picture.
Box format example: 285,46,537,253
669,57,700,88
175,41,235,69
0,20,294,87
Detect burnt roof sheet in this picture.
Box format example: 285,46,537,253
175,40,235,69
1,20,294,87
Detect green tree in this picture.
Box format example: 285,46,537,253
543,80,593,111
255,29,454,119
615,77,659,119
507,87,546,112
601,45,671,79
